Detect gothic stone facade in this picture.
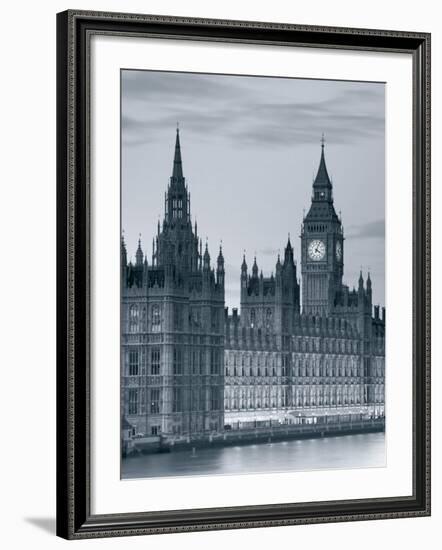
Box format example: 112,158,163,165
224,142,385,426
121,130,225,438
122,130,385,439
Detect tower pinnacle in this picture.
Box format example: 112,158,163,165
252,256,259,278
313,135,332,190
241,253,247,274
171,126,184,182
358,270,364,290
121,232,127,266
135,236,143,266
203,242,210,270
165,128,190,224
217,244,224,266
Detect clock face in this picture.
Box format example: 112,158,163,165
308,239,326,261
336,241,342,261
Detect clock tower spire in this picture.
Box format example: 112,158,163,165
300,137,344,316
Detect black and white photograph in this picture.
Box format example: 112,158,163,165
120,70,386,480
0,0,436,546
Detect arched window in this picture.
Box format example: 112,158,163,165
128,350,139,376
128,389,138,415
129,305,139,333
151,304,161,332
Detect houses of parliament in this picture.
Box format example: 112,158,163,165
121,129,385,440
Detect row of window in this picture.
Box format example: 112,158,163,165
173,387,221,412
226,365,364,378
292,337,359,354
224,385,373,410
128,304,161,333
126,384,384,416
226,352,362,369
127,387,224,416
170,198,184,219
128,303,223,333
128,348,160,376
248,308,273,330
127,347,223,376
306,222,328,232
226,341,360,361
128,349,383,379
227,367,284,377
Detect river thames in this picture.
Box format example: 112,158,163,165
121,432,385,479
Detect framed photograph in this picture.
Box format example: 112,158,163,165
56,10,431,539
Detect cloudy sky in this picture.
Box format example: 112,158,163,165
121,70,385,310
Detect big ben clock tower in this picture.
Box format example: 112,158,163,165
301,137,344,316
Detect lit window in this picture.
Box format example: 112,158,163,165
150,388,160,414
250,309,256,328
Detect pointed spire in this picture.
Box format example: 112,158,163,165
217,244,224,267
171,125,184,182
358,270,364,290
284,234,294,266
313,134,332,190
241,252,247,274
276,253,282,273
135,236,143,266
217,244,225,285
252,256,258,277
199,238,203,269
287,232,292,249
203,241,210,270
121,232,127,266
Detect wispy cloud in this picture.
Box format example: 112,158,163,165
258,247,279,257
121,70,386,308
123,70,248,102
346,219,385,240
121,70,385,149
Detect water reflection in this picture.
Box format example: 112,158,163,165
122,432,385,480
